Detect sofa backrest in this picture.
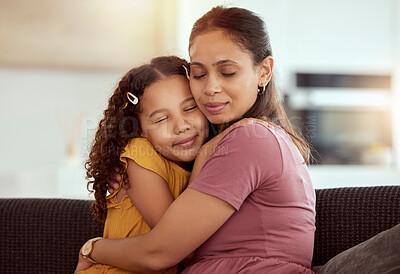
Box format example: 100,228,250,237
1,186,400,273
0,198,103,273
313,186,400,266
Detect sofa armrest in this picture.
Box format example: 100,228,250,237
313,186,400,266
0,198,104,274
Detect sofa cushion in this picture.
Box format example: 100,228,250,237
314,223,400,273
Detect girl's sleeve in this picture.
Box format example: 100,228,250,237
120,138,169,182
188,123,282,210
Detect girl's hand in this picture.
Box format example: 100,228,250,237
107,173,121,194
189,118,257,183
74,248,94,273
206,118,258,150
107,168,129,194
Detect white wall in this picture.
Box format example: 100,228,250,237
0,67,122,198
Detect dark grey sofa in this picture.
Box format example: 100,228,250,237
1,186,400,273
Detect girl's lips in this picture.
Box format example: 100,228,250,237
204,102,227,114
174,136,197,148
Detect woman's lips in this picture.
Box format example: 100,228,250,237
204,102,227,114
174,136,197,148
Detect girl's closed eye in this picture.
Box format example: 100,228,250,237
154,116,168,123
184,105,197,112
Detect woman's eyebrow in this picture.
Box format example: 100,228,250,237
190,62,204,67
190,59,238,67
214,59,238,66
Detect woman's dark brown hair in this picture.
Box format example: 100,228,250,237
85,56,190,222
189,6,311,163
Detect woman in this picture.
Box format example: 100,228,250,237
76,6,315,273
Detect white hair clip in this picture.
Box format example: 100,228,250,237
183,65,190,80
127,92,139,105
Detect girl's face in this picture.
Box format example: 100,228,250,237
189,30,271,125
138,75,209,166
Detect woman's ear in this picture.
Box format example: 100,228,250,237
258,56,274,86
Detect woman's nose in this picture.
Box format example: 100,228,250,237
204,74,222,96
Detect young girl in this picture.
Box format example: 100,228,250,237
80,56,209,273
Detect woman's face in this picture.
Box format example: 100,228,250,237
138,75,209,166
189,30,262,125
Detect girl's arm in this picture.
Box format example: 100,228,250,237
188,136,223,184
123,159,174,228
80,188,235,272
189,118,256,184
75,159,193,273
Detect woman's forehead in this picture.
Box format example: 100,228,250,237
189,30,250,64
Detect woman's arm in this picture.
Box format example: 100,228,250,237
79,188,235,272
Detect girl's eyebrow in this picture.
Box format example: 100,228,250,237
190,59,238,67
149,109,166,119
181,97,195,105
148,98,195,119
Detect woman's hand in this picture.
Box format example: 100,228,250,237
74,248,93,273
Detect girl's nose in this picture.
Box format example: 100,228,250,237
175,117,192,134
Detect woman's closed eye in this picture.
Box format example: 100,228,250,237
193,73,206,79
192,71,237,79
191,67,206,79
219,67,237,77
220,72,236,77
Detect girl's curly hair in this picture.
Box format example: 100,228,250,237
85,56,190,222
